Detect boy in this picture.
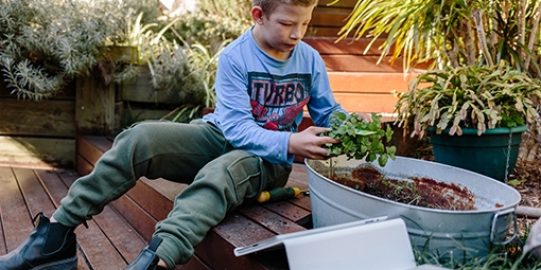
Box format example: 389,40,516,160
0,0,344,269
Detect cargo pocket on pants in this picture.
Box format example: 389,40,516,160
226,154,265,206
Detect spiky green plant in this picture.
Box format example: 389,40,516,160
336,0,541,77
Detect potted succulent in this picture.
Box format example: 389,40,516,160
395,62,541,180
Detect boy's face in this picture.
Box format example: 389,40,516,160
252,2,316,60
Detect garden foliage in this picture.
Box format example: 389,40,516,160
328,112,396,167
0,0,155,99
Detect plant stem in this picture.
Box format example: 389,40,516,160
473,10,494,66
329,158,334,179
525,2,541,70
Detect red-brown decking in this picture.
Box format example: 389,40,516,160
0,135,312,269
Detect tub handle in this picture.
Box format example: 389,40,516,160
490,208,518,245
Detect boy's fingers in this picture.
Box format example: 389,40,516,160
318,136,339,145
307,126,331,135
311,146,332,159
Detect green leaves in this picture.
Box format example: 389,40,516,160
328,112,396,167
396,62,541,137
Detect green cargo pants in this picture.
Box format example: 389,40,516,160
52,119,292,267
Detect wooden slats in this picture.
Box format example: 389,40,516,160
75,73,117,135
0,99,75,137
0,164,157,269
0,167,35,252
76,135,313,269
334,92,400,114
39,169,129,269
310,0,356,37
239,206,306,234
328,71,415,93
0,136,75,168
311,6,350,28
0,213,6,254
319,0,357,8
304,37,387,56
127,178,182,221
57,171,147,263
33,170,91,270
195,214,272,270
109,190,159,241
0,83,76,167
11,167,56,217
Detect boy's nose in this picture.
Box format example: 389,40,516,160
290,27,303,40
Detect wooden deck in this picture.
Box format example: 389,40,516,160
77,135,312,269
0,165,147,269
0,135,312,269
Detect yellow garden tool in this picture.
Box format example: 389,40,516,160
256,186,306,203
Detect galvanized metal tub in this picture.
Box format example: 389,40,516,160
305,155,521,261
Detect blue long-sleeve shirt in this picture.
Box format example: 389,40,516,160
203,29,344,164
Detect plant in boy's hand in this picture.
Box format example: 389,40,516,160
327,112,396,167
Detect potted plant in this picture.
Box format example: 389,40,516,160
395,62,541,180
335,0,541,168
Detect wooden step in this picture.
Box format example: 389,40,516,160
77,135,312,269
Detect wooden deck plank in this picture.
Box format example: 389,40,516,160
29,169,91,270
263,201,311,225
289,196,311,212
12,168,56,217
126,178,178,221
179,255,212,270
140,178,187,203
0,167,34,251
14,168,92,270
58,170,147,263
77,135,107,166
32,170,92,270
76,154,94,176
39,169,129,269
0,212,5,254
83,135,113,153
108,192,159,241
195,214,275,270
239,206,306,234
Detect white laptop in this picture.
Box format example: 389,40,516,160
235,217,435,270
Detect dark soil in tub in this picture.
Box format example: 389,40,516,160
331,165,477,210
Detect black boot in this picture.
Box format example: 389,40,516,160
126,236,168,270
0,212,77,270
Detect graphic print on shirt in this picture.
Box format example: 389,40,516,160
248,72,311,131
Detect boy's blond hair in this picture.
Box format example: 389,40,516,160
253,0,318,14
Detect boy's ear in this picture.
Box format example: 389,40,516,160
251,6,264,24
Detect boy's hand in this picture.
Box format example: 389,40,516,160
288,126,339,160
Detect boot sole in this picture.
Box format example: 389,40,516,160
32,256,77,270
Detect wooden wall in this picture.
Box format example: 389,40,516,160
0,82,76,168
310,0,356,37
306,0,422,116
